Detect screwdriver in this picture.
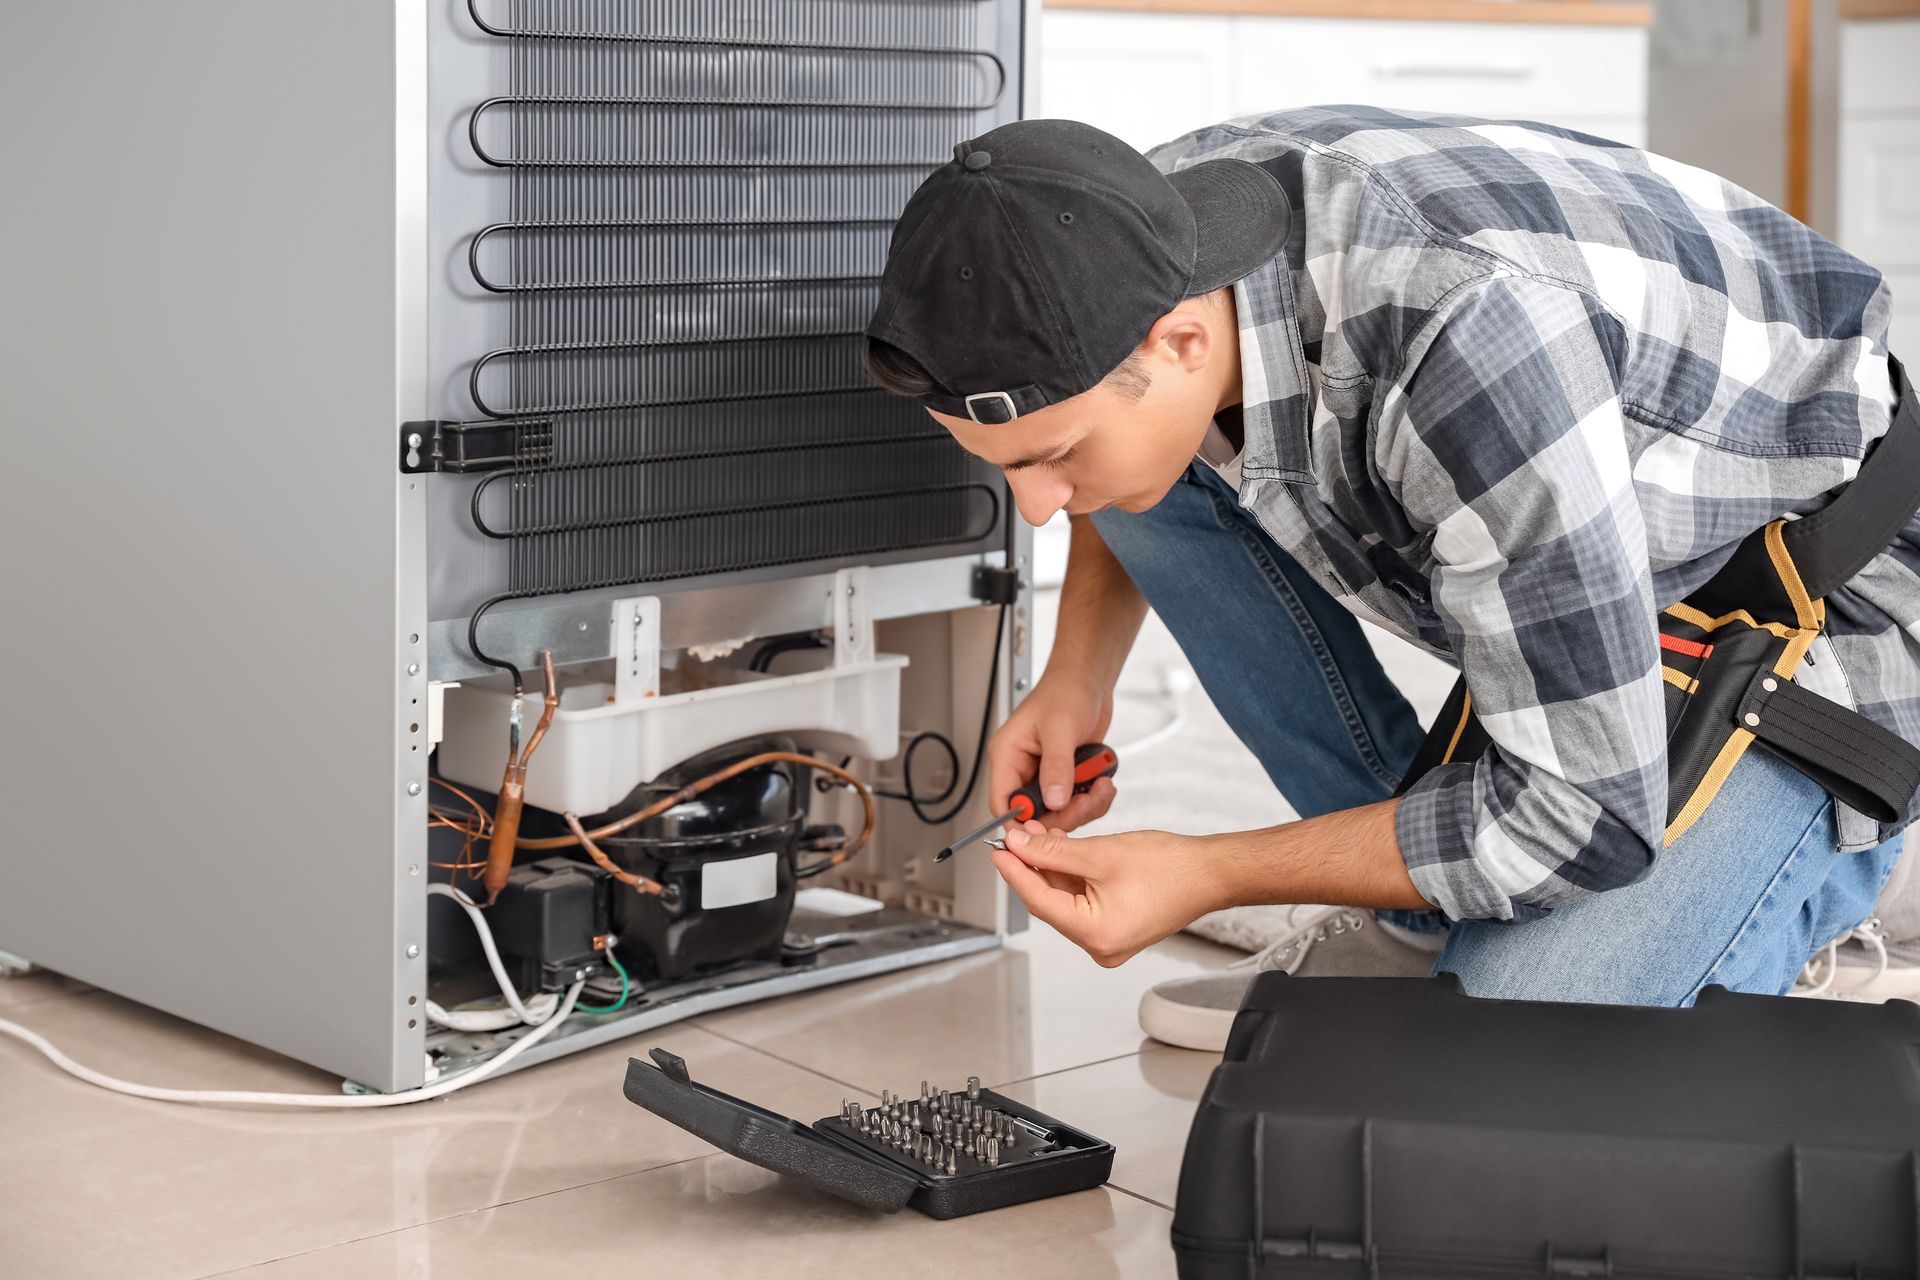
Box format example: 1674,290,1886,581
933,742,1119,862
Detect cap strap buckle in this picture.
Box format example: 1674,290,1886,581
964,391,1019,425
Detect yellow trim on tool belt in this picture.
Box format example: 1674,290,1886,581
1440,689,1473,765
1664,727,1757,844
1661,666,1701,695
1661,522,1825,846
1662,600,1799,639
1764,520,1823,631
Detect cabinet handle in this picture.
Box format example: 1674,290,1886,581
1371,60,1535,80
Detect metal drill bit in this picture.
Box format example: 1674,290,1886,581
967,1075,982,1100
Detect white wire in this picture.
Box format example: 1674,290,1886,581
0,982,584,1109
0,880,593,1107
426,882,558,1027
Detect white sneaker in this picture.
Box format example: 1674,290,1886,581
1791,916,1920,1003
1138,906,1438,1052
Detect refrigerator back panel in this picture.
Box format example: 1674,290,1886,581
424,0,1024,622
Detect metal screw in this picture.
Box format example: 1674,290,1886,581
408,864,419,876
407,663,420,676
406,781,422,796
405,944,420,958
846,585,856,596
1014,677,1029,692
407,433,422,449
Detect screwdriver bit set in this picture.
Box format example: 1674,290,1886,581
625,1048,1115,1218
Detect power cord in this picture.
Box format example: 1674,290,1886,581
0,982,584,1109
829,604,1007,826
0,880,587,1108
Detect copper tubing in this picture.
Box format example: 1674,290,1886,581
482,651,559,904
517,751,876,871
564,812,668,895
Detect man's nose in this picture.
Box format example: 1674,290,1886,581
1004,470,1069,526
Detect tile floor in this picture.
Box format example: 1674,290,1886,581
0,594,1453,1279
0,925,1237,1279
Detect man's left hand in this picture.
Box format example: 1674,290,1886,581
990,821,1227,967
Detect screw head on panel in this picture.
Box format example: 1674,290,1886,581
407,433,422,449
1015,677,1029,692
406,781,422,796
407,663,420,676
405,944,420,958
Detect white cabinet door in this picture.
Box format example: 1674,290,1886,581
1228,17,1646,134
1038,10,1234,154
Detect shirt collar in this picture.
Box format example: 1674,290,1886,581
1230,256,1315,485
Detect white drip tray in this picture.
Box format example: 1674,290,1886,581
436,653,907,814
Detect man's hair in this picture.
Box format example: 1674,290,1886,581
863,338,1153,407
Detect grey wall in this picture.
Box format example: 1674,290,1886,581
1647,0,1840,236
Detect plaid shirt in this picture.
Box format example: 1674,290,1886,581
1149,107,1905,923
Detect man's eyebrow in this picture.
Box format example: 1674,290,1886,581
1001,444,1074,473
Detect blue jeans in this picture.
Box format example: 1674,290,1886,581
1091,461,1905,1005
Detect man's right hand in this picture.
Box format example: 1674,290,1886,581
987,668,1119,832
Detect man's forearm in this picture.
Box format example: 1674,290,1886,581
1203,799,1431,911
1048,514,1151,692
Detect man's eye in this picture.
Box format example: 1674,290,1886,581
1043,448,1077,470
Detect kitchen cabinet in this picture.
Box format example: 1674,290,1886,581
1040,7,1648,154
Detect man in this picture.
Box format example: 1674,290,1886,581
863,108,1916,1049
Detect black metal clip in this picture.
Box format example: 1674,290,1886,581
971,564,1022,605
400,419,554,474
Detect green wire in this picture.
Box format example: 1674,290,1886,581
575,947,631,1014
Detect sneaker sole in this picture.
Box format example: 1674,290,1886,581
1137,988,1236,1053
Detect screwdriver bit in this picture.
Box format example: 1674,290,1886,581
967,1075,982,1100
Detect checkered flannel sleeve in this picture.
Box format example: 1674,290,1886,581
1386,275,1671,923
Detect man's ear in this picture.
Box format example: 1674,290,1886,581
1142,309,1213,373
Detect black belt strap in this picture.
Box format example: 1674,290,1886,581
1737,665,1920,823
1782,354,1920,599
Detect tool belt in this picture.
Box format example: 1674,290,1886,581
1400,355,1920,846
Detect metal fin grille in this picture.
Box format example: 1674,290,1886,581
463,0,1008,623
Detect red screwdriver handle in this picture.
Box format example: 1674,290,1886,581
1006,742,1120,823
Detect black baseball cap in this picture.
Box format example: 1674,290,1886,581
865,118,1290,425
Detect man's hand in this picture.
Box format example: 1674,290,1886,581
990,821,1227,967
990,801,1430,967
987,670,1119,831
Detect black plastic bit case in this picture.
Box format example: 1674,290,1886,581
623,1049,1115,1219
1172,973,1920,1278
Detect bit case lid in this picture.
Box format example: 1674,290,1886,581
623,1048,1116,1219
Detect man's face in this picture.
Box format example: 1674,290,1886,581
930,304,1230,526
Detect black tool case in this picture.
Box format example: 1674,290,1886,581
1173,974,1920,1278
624,1048,1115,1219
